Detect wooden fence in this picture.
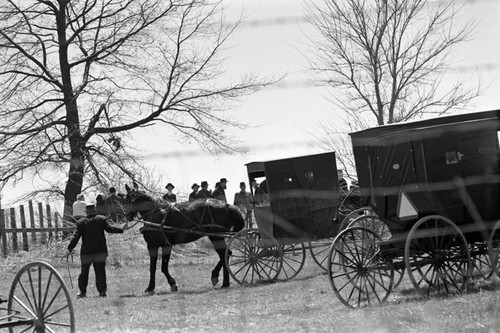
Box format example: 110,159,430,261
0,200,75,256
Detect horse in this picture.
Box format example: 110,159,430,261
124,185,245,293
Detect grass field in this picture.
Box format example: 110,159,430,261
1,232,500,333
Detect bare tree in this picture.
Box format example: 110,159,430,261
306,0,478,131
0,0,268,216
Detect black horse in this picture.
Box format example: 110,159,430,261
125,186,245,293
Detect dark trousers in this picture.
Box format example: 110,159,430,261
78,261,106,294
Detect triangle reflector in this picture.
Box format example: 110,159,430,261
397,192,418,221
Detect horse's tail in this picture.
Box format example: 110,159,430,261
229,205,245,232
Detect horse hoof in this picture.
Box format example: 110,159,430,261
171,285,178,292
221,284,229,289
144,289,155,295
211,277,219,286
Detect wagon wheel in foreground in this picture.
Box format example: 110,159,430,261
489,219,500,277
346,215,405,288
327,227,394,308
226,228,282,285
404,215,472,298
8,261,75,333
279,243,306,280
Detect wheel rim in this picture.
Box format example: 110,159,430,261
339,207,375,231
308,238,335,271
279,243,306,280
7,261,75,333
327,227,394,308
347,215,392,241
226,228,282,284
469,242,492,279
404,215,472,298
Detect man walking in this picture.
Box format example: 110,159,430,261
67,205,128,298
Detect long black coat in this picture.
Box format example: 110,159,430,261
68,215,123,259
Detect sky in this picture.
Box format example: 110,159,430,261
2,0,500,206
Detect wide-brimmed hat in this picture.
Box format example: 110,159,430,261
191,183,200,190
165,183,175,189
220,178,228,183
201,181,208,187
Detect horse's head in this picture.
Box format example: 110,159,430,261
123,184,157,221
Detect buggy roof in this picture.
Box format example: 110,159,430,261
245,152,335,175
350,109,500,146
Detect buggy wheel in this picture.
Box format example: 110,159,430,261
226,228,282,285
468,242,492,279
347,215,392,241
327,227,394,308
404,215,472,298
279,243,306,280
308,238,335,271
489,219,500,277
339,207,376,231
7,261,75,333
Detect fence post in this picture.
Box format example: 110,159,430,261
38,202,46,244
10,208,18,252
0,209,7,256
29,200,36,244
46,204,53,240
54,212,59,240
19,205,29,251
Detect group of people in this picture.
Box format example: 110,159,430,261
72,187,126,222
161,178,230,204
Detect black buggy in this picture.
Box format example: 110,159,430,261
326,109,500,308
225,152,368,284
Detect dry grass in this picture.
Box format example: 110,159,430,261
1,229,500,332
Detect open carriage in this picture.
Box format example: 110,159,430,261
327,109,500,308
225,152,367,284
0,261,75,332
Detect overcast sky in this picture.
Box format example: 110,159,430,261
2,0,500,206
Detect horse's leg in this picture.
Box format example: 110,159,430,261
146,247,158,294
209,236,230,288
161,245,178,292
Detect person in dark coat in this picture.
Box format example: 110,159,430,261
105,187,125,222
189,183,199,201
162,183,177,203
212,178,228,203
195,181,212,199
67,205,127,298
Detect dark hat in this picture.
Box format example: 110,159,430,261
201,181,208,187
239,182,246,186
109,187,116,193
165,183,175,189
220,178,228,183
86,205,97,217
191,183,200,190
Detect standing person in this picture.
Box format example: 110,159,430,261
105,187,124,222
189,183,199,201
67,205,128,298
162,183,177,203
338,170,348,192
195,181,211,199
95,194,106,215
234,182,252,228
251,178,265,206
72,194,87,221
212,178,228,203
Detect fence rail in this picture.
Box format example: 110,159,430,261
0,200,75,256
